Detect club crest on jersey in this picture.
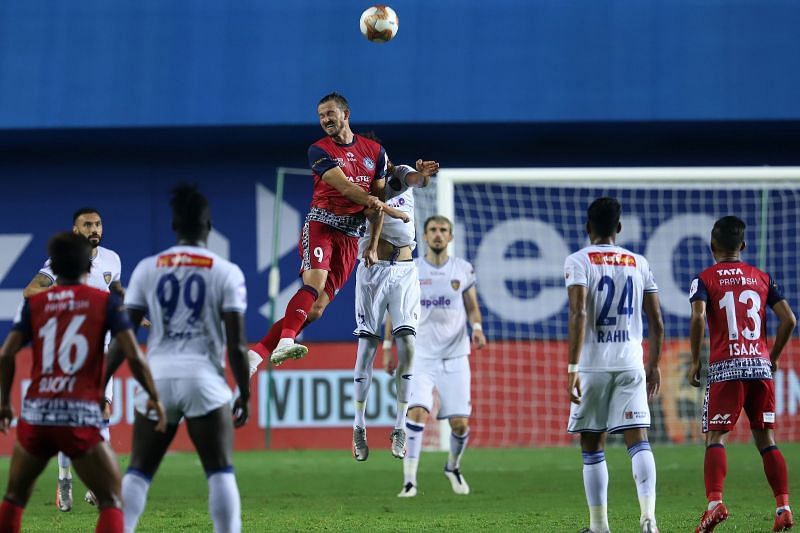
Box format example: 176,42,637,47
451,280,461,290
103,272,112,285
363,156,375,170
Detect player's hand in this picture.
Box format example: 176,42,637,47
645,365,661,400
366,195,383,211
687,361,702,388
102,400,112,420
472,329,487,350
568,372,582,405
0,404,14,434
140,317,152,328
381,203,410,223
146,398,168,433
770,358,780,374
363,248,378,268
232,396,249,428
415,159,440,178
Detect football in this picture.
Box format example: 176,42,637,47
359,5,399,43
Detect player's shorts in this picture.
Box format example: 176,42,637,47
299,221,359,302
135,376,232,424
702,378,775,433
353,259,420,337
567,369,650,434
16,419,103,460
409,355,471,419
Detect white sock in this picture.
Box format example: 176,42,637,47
353,337,378,428
394,334,415,429
447,431,470,471
58,452,71,479
404,421,425,485
582,451,609,532
628,441,657,523
100,423,111,442
122,471,151,533
208,470,241,533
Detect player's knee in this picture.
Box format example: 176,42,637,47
407,407,428,423
450,418,469,436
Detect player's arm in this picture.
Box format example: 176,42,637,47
688,300,706,387
642,292,665,399
769,300,796,373
0,301,32,432
22,272,53,298
363,207,384,268
109,280,125,298
463,286,486,349
224,311,250,428
567,285,587,404
382,315,396,375
407,159,439,187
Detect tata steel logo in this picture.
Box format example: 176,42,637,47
421,296,451,308
47,290,75,301
717,268,744,276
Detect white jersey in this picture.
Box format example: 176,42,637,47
40,245,121,292
563,244,658,372
358,164,417,257
415,256,476,359
125,245,247,380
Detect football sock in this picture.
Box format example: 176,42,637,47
100,422,111,443
256,318,312,359
704,443,727,503
393,334,415,429
447,430,470,471
96,506,123,533
280,285,318,340
122,469,151,533
582,451,609,533
404,421,425,485
0,498,23,533
628,441,657,522
58,452,71,480
207,469,241,533
760,445,790,507
353,337,378,428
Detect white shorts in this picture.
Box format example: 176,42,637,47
567,369,650,434
353,260,420,337
135,376,232,424
409,355,471,419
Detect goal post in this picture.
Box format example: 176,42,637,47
416,166,800,448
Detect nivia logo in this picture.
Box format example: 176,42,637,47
711,413,732,424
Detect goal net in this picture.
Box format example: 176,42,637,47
414,167,800,448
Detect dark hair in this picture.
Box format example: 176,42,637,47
318,92,349,112
423,215,453,234
73,207,100,224
587,197,621,238
170,184,210,240
48,232,92,279
711,216,746,251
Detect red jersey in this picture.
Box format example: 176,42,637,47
306,134,387,237
689,260,784,384
12,285,132,427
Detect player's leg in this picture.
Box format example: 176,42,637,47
438,356,472,495
622,428,657,532
85,395,114,507
398,357,437,497
70,440,124,532
746,379,792,531
0,442,50,532
352,335,379,461
55,451,73,512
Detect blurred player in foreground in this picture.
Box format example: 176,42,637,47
688,216,795,533
23,207,123,511
113,185,251,533
388,215,486,497
351,151,438,461
564,197,664,533
0,232,165,533
248,92,408,369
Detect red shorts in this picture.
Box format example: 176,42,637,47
299,221,359,301
16,420,103,460
702,379,775,433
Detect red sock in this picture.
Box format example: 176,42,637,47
279,285,318,340
0,499,23,533
761,446,790,507
96,506,123,533
254,318,284,357
704,444,727,502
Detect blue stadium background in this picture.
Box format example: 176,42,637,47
1,0,799,341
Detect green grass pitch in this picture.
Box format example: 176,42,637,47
1,442,797,531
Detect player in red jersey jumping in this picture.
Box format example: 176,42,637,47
0,233,165,533
688,216,796,533
249,92,410,368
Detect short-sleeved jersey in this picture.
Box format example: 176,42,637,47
689,260,784,383
125,245,247,380
307,134,387,237
358,164,417,257
564,244,658,371
11,285,132,427
415,256,476,359
40,245,121,293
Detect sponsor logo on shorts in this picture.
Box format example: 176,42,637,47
624,410,649,420
710,413,732,424
763,412,775,423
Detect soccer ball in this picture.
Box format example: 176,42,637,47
359,5,399,43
